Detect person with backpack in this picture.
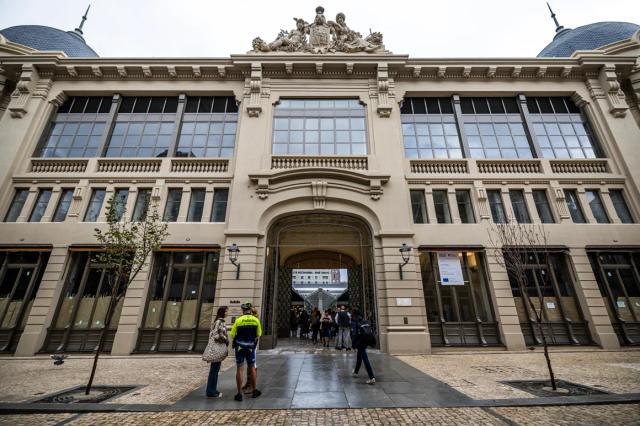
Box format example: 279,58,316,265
310,308,321,344
334,305,352,350
351,307,376,384
229,302,262,401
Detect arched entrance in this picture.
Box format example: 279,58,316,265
260,212,377,349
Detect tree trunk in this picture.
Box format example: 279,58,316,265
85,289,117,395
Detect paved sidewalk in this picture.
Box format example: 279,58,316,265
172,351,471,410
2,404,640,425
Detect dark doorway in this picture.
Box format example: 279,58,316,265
261,213,377,349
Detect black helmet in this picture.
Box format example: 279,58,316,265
241,301,253,311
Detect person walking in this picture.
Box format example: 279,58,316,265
202,306,229,398
320,310,332,347
230,302,262,401
299,309,310,339
334,305,352,350
289,309,298,338
351,308,376,384
311,308,321,344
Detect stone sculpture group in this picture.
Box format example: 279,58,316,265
252,6,385,54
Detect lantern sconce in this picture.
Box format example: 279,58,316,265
228,243,241,280
398,243,412,280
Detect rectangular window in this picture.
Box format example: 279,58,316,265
37,96,111,158
186,189,206,222
433,190,452,223
272,99,367,156
4,189,29,222
509,190,531,223
528,96,600,159
410,190,428,224
210,188,229,222
84,188,106,222
564,189,586,223
28,189,52,222
487,190,507,223
105,96,178,158
131,189,151,222
610,189,634,223
461,97,533,159
52,188,74,222
532,190,555,223
400,97,462,159
455,190,475,223
163,189,182,222
586,190,609,223
178,96,238,158
112,188,129,221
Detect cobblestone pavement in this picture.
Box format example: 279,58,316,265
398,349,640,400
0,355,235,404
1,405,639,425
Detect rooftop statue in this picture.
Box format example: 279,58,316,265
251,6,385,54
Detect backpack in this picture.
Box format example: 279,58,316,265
359,320,377,348
337,311,350,327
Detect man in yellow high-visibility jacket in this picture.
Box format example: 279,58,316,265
229,302,262,401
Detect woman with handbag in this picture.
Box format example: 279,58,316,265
203,306,229,398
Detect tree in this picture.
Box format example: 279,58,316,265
488,218,560,391
85,193,168,395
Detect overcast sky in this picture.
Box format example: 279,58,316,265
1,0,639,58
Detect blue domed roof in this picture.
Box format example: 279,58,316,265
0,25,98,57
538,21,640,57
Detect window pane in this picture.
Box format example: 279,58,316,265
410,190,427,224
586,190,609,223
433,190,452,224
187,189,205,222
132,189,151,221
27,189,52,223
564,189,586,223
509,190,531,223
84,189,106,222
456,190,475,223
163,189,182,222
211,188,228,222
532,190,554,223
52,189,74,222
112,188,129,221
610,190,634,223
487,190,506,223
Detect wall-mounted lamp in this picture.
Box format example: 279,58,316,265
228,243,240,279
398,243,412,280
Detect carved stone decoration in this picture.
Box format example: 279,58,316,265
311,181,328,209
598,66,628,118
9,65,37,118
375,63,393,118
68,187,84,217
552,186,570,219
246,63,263,117
251,6,386,54
475,186,491,220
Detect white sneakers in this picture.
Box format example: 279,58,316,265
366,378,376,385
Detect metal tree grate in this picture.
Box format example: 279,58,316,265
33,385,137,404
501,379,610,397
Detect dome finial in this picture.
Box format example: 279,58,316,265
74,4,91,35
546,2,564,33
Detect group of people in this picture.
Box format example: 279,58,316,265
204,302,376,401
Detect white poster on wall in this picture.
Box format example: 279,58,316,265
437,252,465,285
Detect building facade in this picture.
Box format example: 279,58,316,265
1,7,640,356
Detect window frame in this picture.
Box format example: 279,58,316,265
585,189,610,224
487,190,507,224
432,190,452,224
410,189,428,224
532,189,555,224
509,189,531,224
564,189,586,224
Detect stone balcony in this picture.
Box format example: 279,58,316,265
25,157,231,178
407,158,614,179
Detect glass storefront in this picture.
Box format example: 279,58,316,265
588,250,640,345
44,251,123,352
420,250,500,346
508,251,591,345
0,250,50,352
137,250,219,352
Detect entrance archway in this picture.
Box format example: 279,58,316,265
260,213,377,349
